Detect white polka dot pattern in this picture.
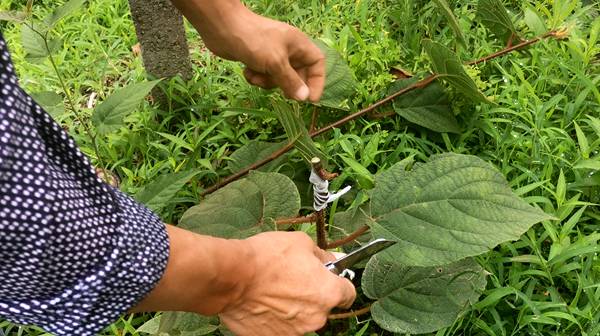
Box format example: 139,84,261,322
0,34,169,335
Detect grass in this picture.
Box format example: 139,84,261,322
1,0,600,335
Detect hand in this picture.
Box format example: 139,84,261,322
131,227,356,336
220,232,356,336
171,0,326,102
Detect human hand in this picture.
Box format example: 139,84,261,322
220,231,356,336
171,0,325,102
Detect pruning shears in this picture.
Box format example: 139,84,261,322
324,238,396,280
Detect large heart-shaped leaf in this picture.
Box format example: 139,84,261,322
423,40,489,104
179,172,300,239
146,312,219,336
135,170,199,214
362,257,487,334
477,0,520,44
21,24,60,62
390,78,460,133
314,40,357,110
92,80,160,135
227,141,287,174
368,153,553,266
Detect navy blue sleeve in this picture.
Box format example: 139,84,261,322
0,34,169,335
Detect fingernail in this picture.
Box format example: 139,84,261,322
295,85,309,101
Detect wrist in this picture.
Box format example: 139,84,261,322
131,225,256,316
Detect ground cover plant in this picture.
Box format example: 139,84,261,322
1,0,599,335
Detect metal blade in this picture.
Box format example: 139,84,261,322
325,238,396,275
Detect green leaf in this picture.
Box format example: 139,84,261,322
180,172,299,239
331,206,373,251
574,121,589,158
390,78,460,133
44,0,86,29
135,170,199,213
523,6,547,35
158,312,219,336
30,91,65,118
340,155,375,189
21,24,59,62
477,0,520,44
423,40,489,104
92,80,159,135
314,40,357,109
574,159,600,170
368,153,553,266
272,99,324,163
432,0,466,47
227,141,287,173
0,10,27,23
136,315,162,334
363,257,486,334
247,170,301,219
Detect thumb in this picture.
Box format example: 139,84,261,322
271,61,310,101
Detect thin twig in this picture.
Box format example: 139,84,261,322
467,30,557,66
201,30,563,197
275,214,317,226
328,305,372,320
326,225,370,249
200,142,294,196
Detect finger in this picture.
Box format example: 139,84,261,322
313,246,336,263
243,68,277,89
289,39,326,102
270,59,309,101
303,51,325,102
334,278,356,309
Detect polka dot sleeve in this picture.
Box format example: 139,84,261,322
0,35,170,335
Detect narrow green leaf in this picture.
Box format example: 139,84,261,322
92,80,160,134
523,6,547,35
227,141,287,173
135,170,199,213
0,10,27,23
340,155,374,189
477,0,520,44
272,99,324,163
389,78,460,133
423,40,489,103
314,40,357,109
573,159,600,170
156,132,194,151
363,257,487,334
556,169,566,206
432,0,467,47
369,153,553,266
44,0,86,29
574,121,589,158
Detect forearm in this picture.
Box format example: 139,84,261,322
131,224,255,315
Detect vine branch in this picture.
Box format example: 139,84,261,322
201,30,564,197
328,305,372,320
275,214,317,226
326,225,370,249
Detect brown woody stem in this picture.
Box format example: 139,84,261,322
309,106,319,133
275,214,317,226
326,225,370,249
201,30,563,197
328,305,372,320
